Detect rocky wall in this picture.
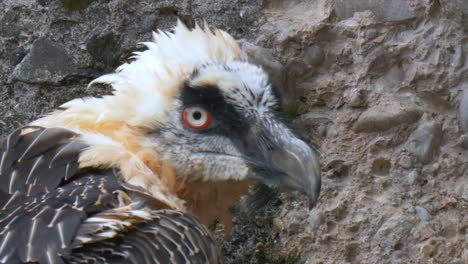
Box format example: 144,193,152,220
0,0,467,263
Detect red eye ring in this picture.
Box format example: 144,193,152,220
182,106,213,130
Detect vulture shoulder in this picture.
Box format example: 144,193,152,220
0,127,219,263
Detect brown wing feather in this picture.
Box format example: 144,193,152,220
0,127,220,264
68,209,221,264
0,127,85,208
0,172,122,263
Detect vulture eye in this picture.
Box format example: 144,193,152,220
182,106,213,130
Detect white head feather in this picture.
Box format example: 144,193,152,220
28,21,249,210
33,20,247,131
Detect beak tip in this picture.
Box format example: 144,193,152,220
307,193,320,210
306,171,321,210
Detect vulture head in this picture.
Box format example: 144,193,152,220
32,20,321,231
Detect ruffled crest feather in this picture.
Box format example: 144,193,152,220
30,20,246,209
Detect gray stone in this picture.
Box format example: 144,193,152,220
0,9,35,39
353,101,422,133
440,0,468,15
141,14,159,33
348,88,367,108
0,10,22,38
455,184,468,200
239,40,285,84
373,214,415,253
399,155,412,169
415,206,432,222
87,33,122,69
461,134,468,149
303,45,324,66
459,88,468,133
407,121,442,164
334,0,416,22
407,169,420,185
308,210,325,232
297,112,333,138
449,259,465,264
11,38,76,84
191,0,262,38
61,0,95,10
6,47,27,67
277,209,309,235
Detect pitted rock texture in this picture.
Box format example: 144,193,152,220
0,1,467,263
11,38,77,84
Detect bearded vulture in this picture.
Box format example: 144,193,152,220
0,20,321,263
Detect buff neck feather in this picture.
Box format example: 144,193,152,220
29,20,250,232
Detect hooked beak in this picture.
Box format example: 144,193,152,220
270,137,321,208
243,122,321,209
